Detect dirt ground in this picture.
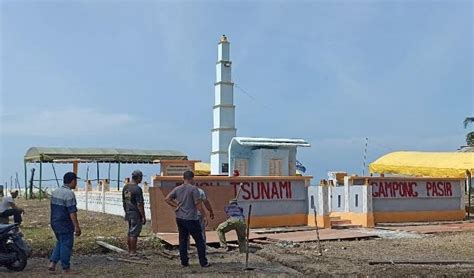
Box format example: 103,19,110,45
1,199,473,277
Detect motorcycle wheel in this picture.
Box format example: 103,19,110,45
5,244,27,271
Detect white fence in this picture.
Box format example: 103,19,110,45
75,189,151,220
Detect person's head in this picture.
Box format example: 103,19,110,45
183,170,194,184
131,170,143,184
11,190,19,199
63,172,78,189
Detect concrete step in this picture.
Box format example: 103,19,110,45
330,216,341,221
330,219,352,225
331,224,362,229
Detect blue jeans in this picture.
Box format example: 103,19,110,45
176,218,208,266
50,232,74,270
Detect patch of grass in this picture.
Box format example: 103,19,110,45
17,198,161,257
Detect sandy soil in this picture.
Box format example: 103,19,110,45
2,199,473,277
1,231,473,277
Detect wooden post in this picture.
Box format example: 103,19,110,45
73,160,78,175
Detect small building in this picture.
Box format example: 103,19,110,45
228,137,310,176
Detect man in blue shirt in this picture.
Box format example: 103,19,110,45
48,172,81,273
216,199,246,253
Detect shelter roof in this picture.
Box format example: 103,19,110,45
369,151,474,178
24,147,187,163
231,137,311,148
458,146,474,152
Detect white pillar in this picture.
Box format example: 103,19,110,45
101,180,106,213
344,176,351,212
211,35,236,175
84,180,89,211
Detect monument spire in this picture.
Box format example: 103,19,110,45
211,34,236,175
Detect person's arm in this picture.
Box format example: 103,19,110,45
165,189,179,209
122,187,127,213
69,212,81,236
137,188,146,225
66,193,81,236
193,188,207,225
196,201,208,225
203,199,214,220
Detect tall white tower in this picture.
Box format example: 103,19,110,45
211,35,236,175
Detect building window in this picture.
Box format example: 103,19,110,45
310,195,315,209
337,195,341,208
269,159,283,176
221,163,229,173
235,159,248,176
355,194,359,207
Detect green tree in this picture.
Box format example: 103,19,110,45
464,117,474,146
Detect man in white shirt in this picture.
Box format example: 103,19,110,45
0,190,24,224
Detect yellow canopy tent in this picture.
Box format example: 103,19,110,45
369,151,474,178
194,162,211,176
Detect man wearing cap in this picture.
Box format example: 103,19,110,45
165,170,210,267
122,170,146,257
48,172,81,273
0,190,24,224
216,199,246,253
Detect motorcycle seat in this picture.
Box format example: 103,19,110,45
0,224,16,233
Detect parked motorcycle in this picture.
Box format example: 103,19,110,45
0,223,31,271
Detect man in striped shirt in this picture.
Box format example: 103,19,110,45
47,172,81,274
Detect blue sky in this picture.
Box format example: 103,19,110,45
0,0,472,188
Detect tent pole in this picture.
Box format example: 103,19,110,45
117,162,121,191
39,161,43,200
24,161,27,200
468,170,472,219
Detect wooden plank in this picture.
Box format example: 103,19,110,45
157,231,266,246
260,230,378,243
107,257,150,265
156,250,175,259
369,260,474,265
97,241,127,253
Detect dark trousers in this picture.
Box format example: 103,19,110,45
176,218,208,266
0,209,22,224
50,232,74,270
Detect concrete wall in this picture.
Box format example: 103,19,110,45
330,186,345,212
75,190,151,220
369,177,465,223
349,186,364,213
307,185,330,228
150,176,312,232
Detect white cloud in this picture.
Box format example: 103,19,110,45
0,108,137,137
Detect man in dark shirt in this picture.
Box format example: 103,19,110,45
122,170,146,257
165,171,210,267
48,172,81,273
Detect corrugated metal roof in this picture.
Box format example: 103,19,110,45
232,137,311,147
24,147,187,163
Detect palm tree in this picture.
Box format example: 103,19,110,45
464,117,474,146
